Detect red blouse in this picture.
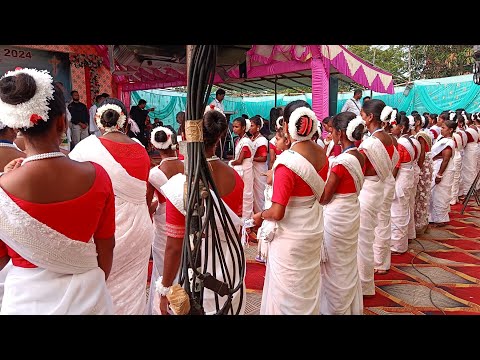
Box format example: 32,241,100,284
100,137,150,181
466,131,475,143
331,164,356,194
362,143,395,173
396,143,412,168
235,138,252,158
271,159,329,206
269,142,282,155
165,171,244,239
0,163,116,267
255,145,268,158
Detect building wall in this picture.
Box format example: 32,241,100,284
15,45,113,105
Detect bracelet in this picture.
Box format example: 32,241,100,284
261,210,266,220
155,276,172,297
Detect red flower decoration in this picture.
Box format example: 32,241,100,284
210,104,215,109
15,67,23,71
30,114,43,125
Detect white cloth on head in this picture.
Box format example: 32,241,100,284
320,153,364,315
0,187,113,314
260,150,325,315
68,135,153,315
252,136,268,214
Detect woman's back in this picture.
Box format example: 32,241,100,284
0,147,25,172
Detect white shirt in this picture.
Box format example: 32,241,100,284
88,104,101,137
341,98,362,116
210,98,224,113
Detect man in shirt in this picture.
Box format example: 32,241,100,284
130,99,155,148
209,88,226,113
89,94,106,137
68,90,89,148
341,89,363,116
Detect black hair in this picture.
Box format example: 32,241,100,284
95,94,105,102
233,116,246,128
215,88,226,96
70,90,78,97
250,115,263,128
97,97,128,129
269,106,284,131
444,119,457,132
361,99,386,123
411,110,419,115
398,114,410,134
154,130,169,143
241,114,249,119
354,89,363,96
430,113,438,124
399,111,406,116
203,110,227,148
283,100,311,124
0,73,66,137
332,111,364,141
138,99,147,106
101,93,110,98
363,96,371,101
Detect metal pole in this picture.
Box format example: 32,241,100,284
274,75,278,107
370,47,376,98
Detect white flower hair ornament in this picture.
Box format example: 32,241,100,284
275,116,284,130
288,107,318,141
95,104,126,130
259,117,264,129
407,115,415,131
461,111,467,122
346,116,366,142
0,120,6,131
0,68,54,129
449,112,456,121
380,106,394,122
245,118,252,133
151,126,176,150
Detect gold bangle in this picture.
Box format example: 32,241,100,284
261,210,266,220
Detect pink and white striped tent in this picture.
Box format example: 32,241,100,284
95,45,394,120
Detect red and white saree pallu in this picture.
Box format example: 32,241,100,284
252,136,269,214
145,166,169,315
162,173,246,315
321,153,364,315
450,132,464,205
390,137,416,254
407,137,421,240
232,136,254,220
357,136,395,296
0,187,113,314
261,150,325,314
429,137,455,223
373,146,399,272
69,135,154,315
459,128,479,196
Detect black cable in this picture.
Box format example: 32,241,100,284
180,45,245,315
410,239,446,314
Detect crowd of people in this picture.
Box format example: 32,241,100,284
0,69,479,315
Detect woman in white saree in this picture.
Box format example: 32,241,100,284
145,126,184,315
158,110,245,315
429,118,456,226
358,100,397,296
253,100,328,315
230,117,254,220
320,112,365,315
249,116,269,214
459,112,478,197
0,68,115,314
69,98,154,315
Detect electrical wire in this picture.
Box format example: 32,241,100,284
410,239,446,315
179,45,245,315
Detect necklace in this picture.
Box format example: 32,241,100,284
251,133,261,142
206,155,219,162
369,127,384,137
21,151,66,166
159,156,178,166
103,128,124,135
342,144,357,154
290,139,308,149
0,142,17,149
